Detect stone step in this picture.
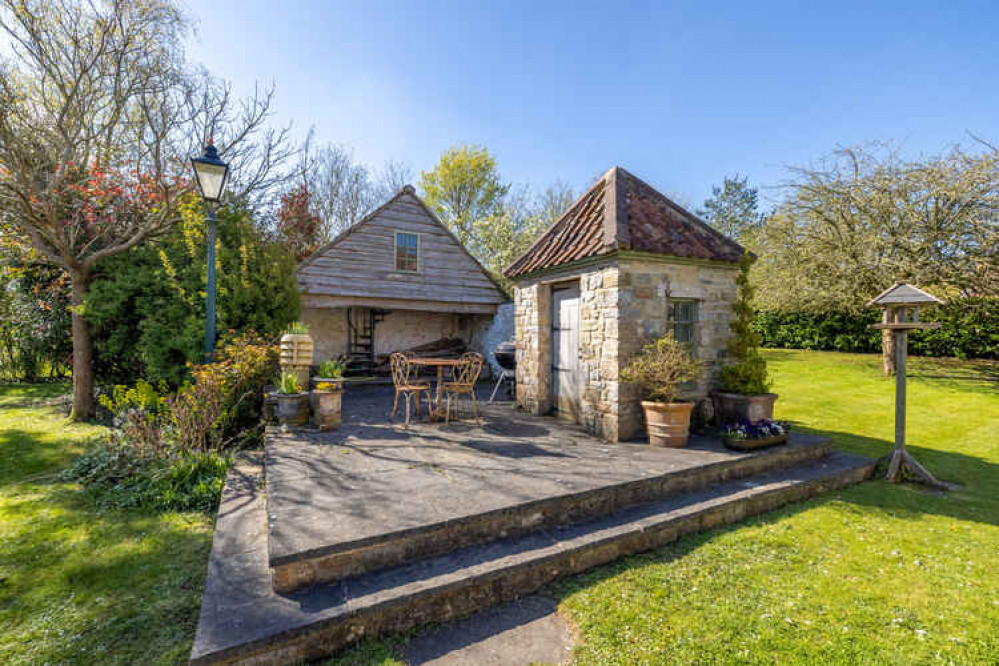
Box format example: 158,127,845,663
190,452,875,665
268,435,832,592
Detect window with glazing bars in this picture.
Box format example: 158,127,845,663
395,232,419,272
671,299,698,346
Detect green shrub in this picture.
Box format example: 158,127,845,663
317,357,345,378
87,197,299,387
278,371,301,395
753,298,999,359
63,444,230,513
718,254,770,394
620,333,701,403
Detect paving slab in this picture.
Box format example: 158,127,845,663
265,386,829,571
191,438,873,665
402,595,573,665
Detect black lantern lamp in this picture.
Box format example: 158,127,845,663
190,141,230,362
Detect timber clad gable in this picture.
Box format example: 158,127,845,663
298,187,504,313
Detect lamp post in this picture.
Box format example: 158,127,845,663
190,141,230,362
868,282,947,489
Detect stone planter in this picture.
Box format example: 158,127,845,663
713,392,778,426
311,377,345,392
275,393,309,427
310,389,342,432
280,332,314,388
262,387,277,424
722,432,789,451
641,401,695,448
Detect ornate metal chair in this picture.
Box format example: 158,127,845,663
442,352,484,424
389,352,430,425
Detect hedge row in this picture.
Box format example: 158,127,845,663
752,298,999,360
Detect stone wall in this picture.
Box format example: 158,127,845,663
302,307,495,365
514,283,552,415
578,266,622,440
301,307,349,363
512,256,738,443
616,258,739,439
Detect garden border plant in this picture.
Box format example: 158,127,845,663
64,332,278,513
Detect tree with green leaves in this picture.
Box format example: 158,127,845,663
420,144,510,255
698,175,762,239
0,0,297,418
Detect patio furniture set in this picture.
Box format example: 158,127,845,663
390,350,485,424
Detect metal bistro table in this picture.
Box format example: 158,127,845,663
406,357,464,421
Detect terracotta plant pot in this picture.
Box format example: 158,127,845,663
641,401,695,448
275,393,309,427
712,392,778,426
310,389,342,432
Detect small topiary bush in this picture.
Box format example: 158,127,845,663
718,254,771,394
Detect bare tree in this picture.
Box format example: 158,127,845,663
750,142,999,374
300,136,375,240
0,0,298,418
373,159,413,201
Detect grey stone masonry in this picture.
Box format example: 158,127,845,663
513,256,739,442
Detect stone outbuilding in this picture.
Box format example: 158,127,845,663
503,167,747,442
298,186,505,372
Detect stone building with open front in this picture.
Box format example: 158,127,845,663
297,186,505,373
504,167,747,442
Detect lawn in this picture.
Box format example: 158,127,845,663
2,350,997,664
0,383,214,665
556,350,998,665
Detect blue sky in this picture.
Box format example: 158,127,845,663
187,1,998,207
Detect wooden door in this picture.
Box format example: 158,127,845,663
552,285,581,418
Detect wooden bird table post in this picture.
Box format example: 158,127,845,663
868,283,948,489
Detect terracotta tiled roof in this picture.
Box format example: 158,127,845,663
504,167,745,279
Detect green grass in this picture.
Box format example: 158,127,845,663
0,383,214,665
557,350,999,664
4,350,998,664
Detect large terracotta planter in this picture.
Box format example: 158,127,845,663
641,401,695,448
280,332,314,387
713,392,778,426
275,393,309,427
310,389,342,431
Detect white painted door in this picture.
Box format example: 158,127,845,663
552,286,581,418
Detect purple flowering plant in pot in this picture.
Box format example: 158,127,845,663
721,418,791,451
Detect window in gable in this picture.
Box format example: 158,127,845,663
395,232,419,272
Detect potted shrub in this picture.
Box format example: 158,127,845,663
279,322,313,389
274,371,308,427
722,419,791,451
620,333,701,448
312,357,346,392
714,254,777,424
310,381,342,431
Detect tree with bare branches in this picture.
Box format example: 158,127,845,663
0,0,298,419
749,142,999,374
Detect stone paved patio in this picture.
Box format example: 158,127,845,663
265,385,829,589
192,384,871,664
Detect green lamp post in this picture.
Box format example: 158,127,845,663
190,141,230,362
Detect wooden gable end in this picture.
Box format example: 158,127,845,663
298,191,503,311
